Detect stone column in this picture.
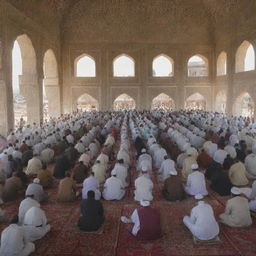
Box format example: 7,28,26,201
44,77,61,117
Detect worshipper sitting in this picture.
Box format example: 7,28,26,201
183,194,219,241
184,164,208,197
37,164,53,189
25,154,43,176
23,206,51,242
0,215,35,256
247,180,256,212
18,194,40,225
219,187,252,228
182,148,197,179
244,150,256,179
82,172,101,200
78,149,91,167
162,169,186,201
53,154,71,179
158,155,177,181
57,171,77,202
229,160,249,186
3,172,23,202
72,161,89,184
113,159,129,187
78,190,105,231
223,154,235,171
134,169,153,202
40,145,54,165
102,169,125,200
92,160,106,184
197,149,212,171
210,170,233,196
121,200,162,241
205,160,222,180
25,178,48,203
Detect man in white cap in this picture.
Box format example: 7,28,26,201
120,200,161,241
102,169,125,200
137,149,152,172
25,178,48,203
183,195,219,241
134,169,153,202
158,155,177,181
23,206,51,242
184,164,208,197
153,146,167,169
92,160,106,184
78,148,91,167
82,172,101,200
219,187,252,227
25,154,42,176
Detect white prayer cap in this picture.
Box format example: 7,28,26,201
141,148,146,153
191,163,199,170
231,187,241,195
111,169,117,176
33,178,40,184
140,200,150,207
141,165,148,172
194,194,204,200
169,169,177,175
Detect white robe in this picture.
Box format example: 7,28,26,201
113,163,129,187
103,176,125,200
134,175,153,201
158,159,177,181
185,171,208,196
82,176,101,200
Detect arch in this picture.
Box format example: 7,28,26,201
43,49,60,120
151,93,175,110
233,92,254,118
113,54,135,77
113,93,136,110
217,51,227,76
215,90,227,113
187,54,208,77
152,54,174,77
75,54,96,77
235,41,255,72
77,93,99,111
185,93,206,110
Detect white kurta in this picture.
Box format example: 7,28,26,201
153,148,167,168
26,157,43,175
245,153,256,178
40,148,54,164
92,163,106,183
103,176,125,200
185,171,208,196
82,176,101,200
113,163,129,187
25,183,46,202
79,153,91,167
183,201,219,240
158,159,177,181
134,175,153,201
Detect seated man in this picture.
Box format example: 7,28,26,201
82,172,101,200
72,161,88,184
23,206,51,242
25,178,48,202
57,172,77,202
162,170,186,201
25,154,42,176
112,159,129,187
121,200,162,241
229,161,249,186
92,160,106,184
78,190,104,231
219,187,252,227
210,170,233,196
0,215,35,256
134,169,153,201
102,170,125,200
18,194,40,225
183,195,219,240
184,164,208,197
158,155,177,181
3,172,23,202
37,164,53,189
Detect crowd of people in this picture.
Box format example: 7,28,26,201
0,109,255,255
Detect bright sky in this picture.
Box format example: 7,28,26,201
245,45,255,71
153,56,172,76
113,56,135,77
76,56,96,77
12,40,22,94
188,55,205,63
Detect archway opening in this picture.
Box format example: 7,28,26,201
152,55,173,77
151,93,175,110
185,93,206,110
12,40,27,128
77,94,99,111
217,51,227,76
113,55,135,77
75,54,96,77
233,92,254,118
113,94,136,110
236,41,255,72
215,91,227,113
187,55,208,77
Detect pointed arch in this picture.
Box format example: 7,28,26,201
187,54,208,77
152,54,174,77
215,90,227,113
233,92,254,118
113,93,136,110
236,41,255,72
217,51,227,76
43,49,60,119
151,93,175,110
77,93,99,111
75,54,96,77
185,93,206,110
113,54,135,77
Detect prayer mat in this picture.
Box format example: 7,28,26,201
77,225,104,234
193,235,220,245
